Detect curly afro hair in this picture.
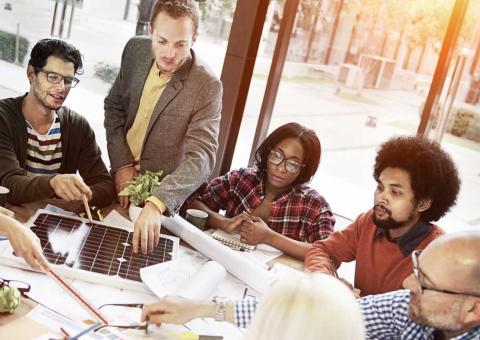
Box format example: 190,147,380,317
373,136,461,222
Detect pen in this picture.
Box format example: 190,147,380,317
69,321,101,339
59,327,70,339
242,287,248,299
82,194,93,223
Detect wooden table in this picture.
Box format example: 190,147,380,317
6,199,124,224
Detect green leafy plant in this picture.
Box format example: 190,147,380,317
118,170,164,207
0,29,29,64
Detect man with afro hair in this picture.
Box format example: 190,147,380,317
305,136,460,297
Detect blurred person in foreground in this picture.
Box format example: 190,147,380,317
142,231,480,339
142,273,365,340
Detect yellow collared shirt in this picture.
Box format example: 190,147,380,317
126,62,172,166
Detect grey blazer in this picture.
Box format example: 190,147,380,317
104,36,222,214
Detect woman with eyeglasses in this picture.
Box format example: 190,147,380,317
0,206,49,271
183,122,335,259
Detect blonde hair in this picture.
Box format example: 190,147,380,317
245,273,365,340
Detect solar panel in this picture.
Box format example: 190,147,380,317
0,210,179,289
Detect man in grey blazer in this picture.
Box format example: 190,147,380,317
104,0,222,254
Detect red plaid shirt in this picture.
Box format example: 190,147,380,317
187,168,335,242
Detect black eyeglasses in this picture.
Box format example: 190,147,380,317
0,277,31,296
267,149,305,174
35,68,80,88
411,250,480,297
96,303,149,335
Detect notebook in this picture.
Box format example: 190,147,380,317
209,229,256,251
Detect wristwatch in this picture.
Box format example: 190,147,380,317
212,296,228,322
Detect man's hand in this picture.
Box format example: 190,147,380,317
0,215,50,271
238,214,273,245
0,206,15,218
132,202,162,254
50,174,92,202
115,166,138,209
339,278,362,298
141,296,212,326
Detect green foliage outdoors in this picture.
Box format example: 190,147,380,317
418,102,480,143
118,170,165,207
0,29,29,63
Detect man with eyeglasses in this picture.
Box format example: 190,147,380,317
360,230,480,339
305,136,461,296
140,231,480,339
0,39,115,207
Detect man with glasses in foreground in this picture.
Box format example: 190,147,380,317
183,122,335,260
141,231,480,339
305,136,461,296
0,39,114,207
360,230,480,339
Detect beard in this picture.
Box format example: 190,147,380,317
409,296,465,332
33,84,62,110
372,204,416,230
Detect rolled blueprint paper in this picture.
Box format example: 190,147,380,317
162,215,275,294
175,261,226,299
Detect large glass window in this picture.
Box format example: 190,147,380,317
422,0,480,232
231,0,479,231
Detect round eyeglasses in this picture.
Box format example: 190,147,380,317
36,68,80,88
0,277,31,296
267,149,305,174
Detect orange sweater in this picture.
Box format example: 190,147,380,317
304,210,444,296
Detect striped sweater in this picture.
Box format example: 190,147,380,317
25,113,62,175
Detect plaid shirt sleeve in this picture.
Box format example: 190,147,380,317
234,298,258,328
186,170,240,212
305,198,335,243
359,290,412,339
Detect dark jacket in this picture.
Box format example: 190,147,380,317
0,95,115,207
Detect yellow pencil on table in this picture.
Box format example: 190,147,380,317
82,194,93,223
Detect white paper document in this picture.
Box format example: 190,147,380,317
141,258,226,299
241,242,283,266
161,215,276,294
103,209,134,232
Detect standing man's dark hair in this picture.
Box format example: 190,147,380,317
28,38,83,75
373,136,460,222
255,122,321,186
